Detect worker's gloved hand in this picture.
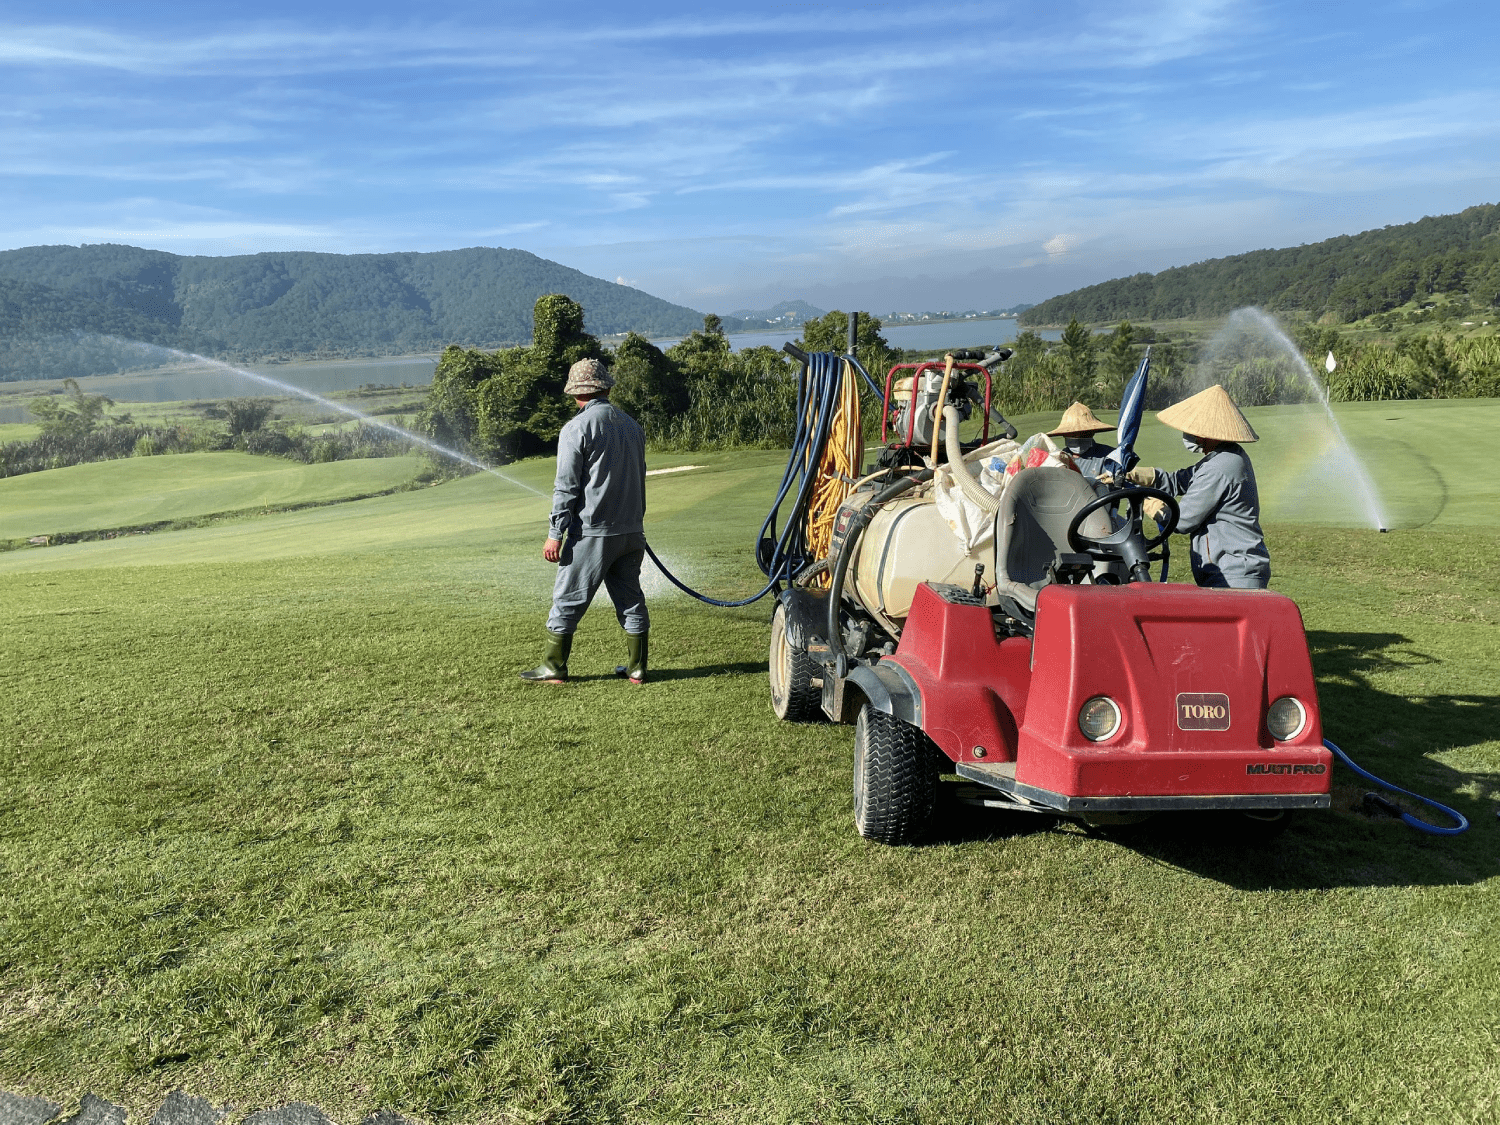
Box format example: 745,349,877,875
1143,497,1168,523
1095,473,1115,486
1126,466,1157,487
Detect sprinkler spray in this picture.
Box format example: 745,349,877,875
1323,345,1387,532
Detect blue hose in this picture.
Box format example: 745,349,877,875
645,351,860,607
1324,738,1469,836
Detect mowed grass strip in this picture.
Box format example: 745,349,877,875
0,415,1497,1123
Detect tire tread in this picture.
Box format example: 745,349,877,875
854,704,939,844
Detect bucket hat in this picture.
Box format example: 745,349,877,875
564,358,614,396
1156,384,1258,443
1047,401,1115,436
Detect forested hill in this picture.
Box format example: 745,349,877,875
0,243,704,373
1020,203,1500,326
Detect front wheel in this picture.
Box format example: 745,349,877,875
853,703,940,844
769,601,821,722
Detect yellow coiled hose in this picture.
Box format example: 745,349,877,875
802,357,865,584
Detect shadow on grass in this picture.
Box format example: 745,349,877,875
648,661,767,682
555,661,766,684
928,631,1500,890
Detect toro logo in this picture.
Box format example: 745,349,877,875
1177,692,1230,731
1247,763,1326,775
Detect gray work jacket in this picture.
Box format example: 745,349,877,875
548,399,647,540
1068,439,1116,480
1150,443,1270,588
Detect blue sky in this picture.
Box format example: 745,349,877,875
3,0,1498,314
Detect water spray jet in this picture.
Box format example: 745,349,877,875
1202,310,1388,531
103,337,544,496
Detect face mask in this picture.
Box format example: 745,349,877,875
1182,435,1204,454
1065,436,1092,454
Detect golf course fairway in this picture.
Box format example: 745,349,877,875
1,400,1496,1124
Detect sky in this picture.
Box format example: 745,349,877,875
3,0,1498,315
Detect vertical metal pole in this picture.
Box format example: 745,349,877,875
847,310,858,355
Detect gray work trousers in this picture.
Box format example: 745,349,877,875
546,531,649,636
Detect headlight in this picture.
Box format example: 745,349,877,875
1078,696,1121,742
1267,696,1307,741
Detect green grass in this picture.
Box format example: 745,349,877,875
0,453,428,541
0,421,1497,1123
0,422,41,443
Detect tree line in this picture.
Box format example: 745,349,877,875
417,297,905,463
420,296,1500,467
1021,202,1500,327
11,296,1493,480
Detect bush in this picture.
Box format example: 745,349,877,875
1,424,194,478
223,398,276,435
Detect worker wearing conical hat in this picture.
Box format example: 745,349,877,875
1126,384,1270,589
1048,402,1116,479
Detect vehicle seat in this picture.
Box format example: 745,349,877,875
992,467,1113,614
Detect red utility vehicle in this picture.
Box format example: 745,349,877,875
768,361,1330,843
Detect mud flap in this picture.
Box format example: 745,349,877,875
840,662,923,727
779,587,830,652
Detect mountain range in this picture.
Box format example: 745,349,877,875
721,300,827,331
1020,202,1500,327
0,243,706,380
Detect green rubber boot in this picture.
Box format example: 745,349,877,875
614,631,648,684
520,630,572,683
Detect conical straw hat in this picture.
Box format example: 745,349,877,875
1047,401,1115,436
1156,384,1259,443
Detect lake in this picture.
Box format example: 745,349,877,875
0,355,442,423
650,318,1061,353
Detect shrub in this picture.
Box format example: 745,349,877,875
416,294,606,464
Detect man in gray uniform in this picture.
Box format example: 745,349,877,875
520,358,650,684
1127,383,1271,589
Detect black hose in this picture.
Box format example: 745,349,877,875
825,469,932,677
646,351,862,607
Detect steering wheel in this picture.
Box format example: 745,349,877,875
1066,485,1180,583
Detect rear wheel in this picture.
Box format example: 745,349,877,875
853,703,939,844
769,601,821,721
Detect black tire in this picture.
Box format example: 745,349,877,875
769,601,821,722
853,703,939,844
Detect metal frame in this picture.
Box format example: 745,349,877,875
880,361,994,446
954,761,1331,813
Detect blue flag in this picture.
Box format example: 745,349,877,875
1103,346,1150,479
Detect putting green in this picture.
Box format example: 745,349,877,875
0,451,781,573
0,452,427,541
